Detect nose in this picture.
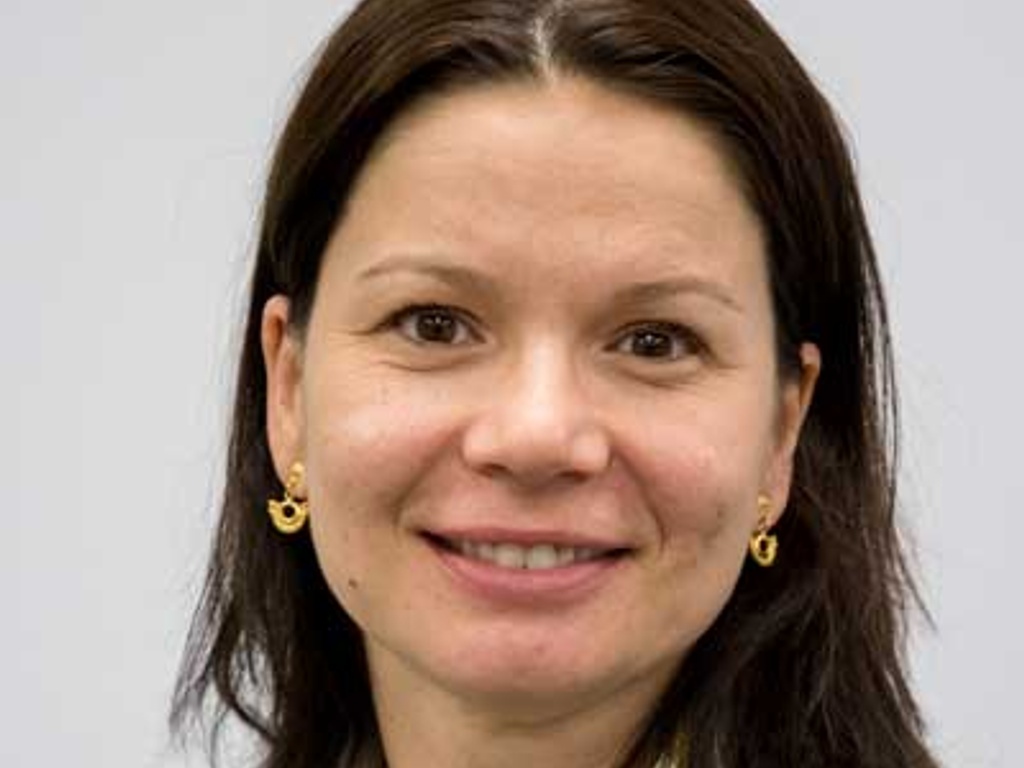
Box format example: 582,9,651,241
460,343,612,487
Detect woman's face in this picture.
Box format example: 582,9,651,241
264,77,817,720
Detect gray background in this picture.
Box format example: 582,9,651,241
2,1,1020,766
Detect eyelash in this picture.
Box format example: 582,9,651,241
611,321,704,362
383,304,703,362
385,304,480,346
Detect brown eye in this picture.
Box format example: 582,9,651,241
394,306,475,345
613,323,699,361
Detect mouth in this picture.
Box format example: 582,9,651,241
424,533,631,572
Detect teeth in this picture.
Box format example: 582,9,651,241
494,543,524,569
525,544,558,570
452,540,610,570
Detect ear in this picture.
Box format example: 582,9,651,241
262,295,306,487
762,342,821,523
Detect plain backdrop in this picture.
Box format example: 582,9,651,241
2,1,1021,766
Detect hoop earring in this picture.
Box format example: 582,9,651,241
268,462,309,534
749,494,778,567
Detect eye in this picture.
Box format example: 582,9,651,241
390,305,478,345
611,322,701,361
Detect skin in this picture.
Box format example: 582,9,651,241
262,76,819,768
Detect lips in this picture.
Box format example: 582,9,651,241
423,529,629,604
422,527,631,599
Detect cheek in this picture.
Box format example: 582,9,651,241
304,369,461,499
620,397,772,547
301,371,463,609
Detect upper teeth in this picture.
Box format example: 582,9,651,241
454,541,606,570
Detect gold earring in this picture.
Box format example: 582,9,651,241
268,462,309,534
749,494,778,567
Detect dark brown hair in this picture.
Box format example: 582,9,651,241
172,1,938,766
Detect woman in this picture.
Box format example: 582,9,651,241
172,1,940,766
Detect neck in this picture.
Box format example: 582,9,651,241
366,645,673,768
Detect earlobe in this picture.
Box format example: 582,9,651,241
261,295,306,483
764,342,822,513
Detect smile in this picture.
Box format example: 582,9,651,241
444,539,612,570
422,531,630,604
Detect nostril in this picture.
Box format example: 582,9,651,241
459,396,611,486
570,428,612,475
462,435,611,485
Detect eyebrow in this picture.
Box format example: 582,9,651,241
355,255,743,313
356,256,492,292
613,277,743,313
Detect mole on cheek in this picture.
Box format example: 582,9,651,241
347,578,360,590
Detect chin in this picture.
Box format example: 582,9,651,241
414,627,664,715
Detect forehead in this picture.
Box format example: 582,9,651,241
330,76,765,290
